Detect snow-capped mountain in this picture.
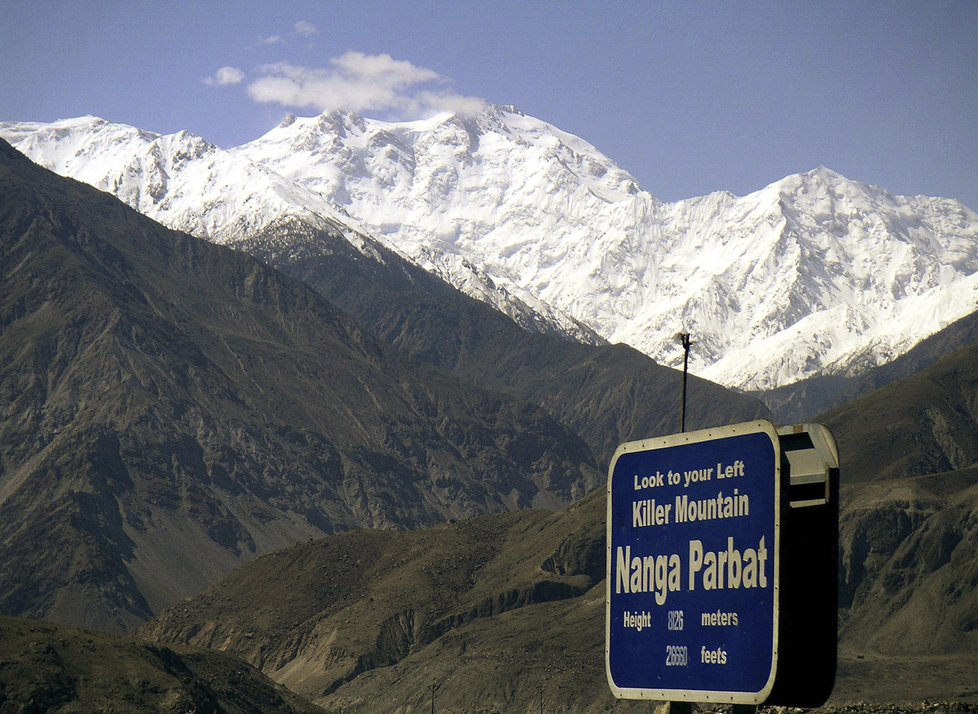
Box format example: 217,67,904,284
4,108,978,390
232,106,978,390
0,116,350,241
0,116,599,344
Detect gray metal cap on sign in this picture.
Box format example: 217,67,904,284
778,423,839,509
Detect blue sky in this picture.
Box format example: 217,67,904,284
2,1,976,208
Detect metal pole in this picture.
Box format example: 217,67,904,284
679,332,691,432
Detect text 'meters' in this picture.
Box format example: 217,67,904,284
605,420,783,704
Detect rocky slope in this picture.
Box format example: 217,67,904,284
236,218,772,464
139,495,614,711
0,139,602,633
824,339,978,482
143,470,978,711
754,309,978,423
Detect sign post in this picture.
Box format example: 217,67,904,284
606,420,837,707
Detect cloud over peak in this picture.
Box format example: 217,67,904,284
246,52,486,119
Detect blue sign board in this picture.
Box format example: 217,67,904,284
606,421,782,704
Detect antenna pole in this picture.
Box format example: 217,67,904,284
429,683,438,714
679,332,691,432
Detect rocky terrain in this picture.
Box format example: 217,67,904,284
0,139,600,633
237,217,772,465
139,329,978,711
0,616,326,713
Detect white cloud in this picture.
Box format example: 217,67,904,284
414,90,488,117
246,52,486,118
293,20,318,37
260,35,282,45
330,51,439,85
204,66,245,87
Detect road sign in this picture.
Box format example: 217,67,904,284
605,420,783,704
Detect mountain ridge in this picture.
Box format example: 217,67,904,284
232,106,978,390
4,107,977,395
235,216,772,465
0,114,603,346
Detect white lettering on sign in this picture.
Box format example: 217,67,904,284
717,459,745,479
633,499,673,527
700,610,740,627
674,489,749,523
687,536,768,592
614,545,682,606
633,472,666,490
614,538,770,603
623,610,652,631
683,467,713,488
700,646,728,665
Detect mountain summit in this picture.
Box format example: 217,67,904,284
4,107,977,390
234,107,978,390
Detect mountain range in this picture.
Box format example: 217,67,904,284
3,106,977,396
3,99,978,711
0,137,768,635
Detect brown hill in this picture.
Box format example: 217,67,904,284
0,615,326,713
142,475,978,711
839,466,978,653
820,337,978,656
140,492,641,712
824,340,978,482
